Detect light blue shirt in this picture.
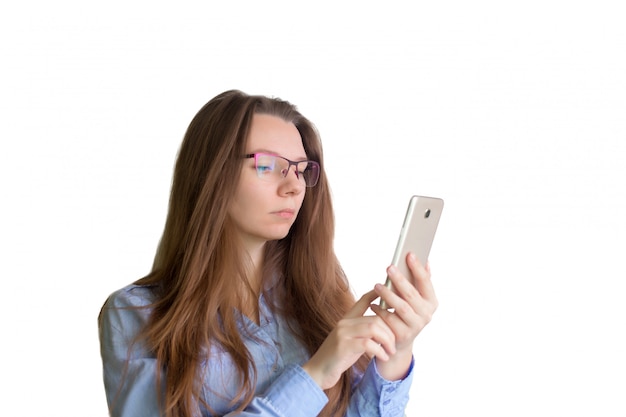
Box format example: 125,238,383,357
99,284,413,417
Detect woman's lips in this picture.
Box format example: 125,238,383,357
273,208,296,219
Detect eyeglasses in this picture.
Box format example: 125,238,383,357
245,153,320,187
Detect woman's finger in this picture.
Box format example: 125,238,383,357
344,289,379,319
406,253,437,304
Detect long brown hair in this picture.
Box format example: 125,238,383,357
135,90,363,416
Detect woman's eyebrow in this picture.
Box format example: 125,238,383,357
248,149,309,160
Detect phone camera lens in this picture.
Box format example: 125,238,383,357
424,209,431,218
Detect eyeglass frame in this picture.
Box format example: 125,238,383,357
244,152,321,187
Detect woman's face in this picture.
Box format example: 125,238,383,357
228,113,308,249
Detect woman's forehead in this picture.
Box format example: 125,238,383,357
247,114,306,160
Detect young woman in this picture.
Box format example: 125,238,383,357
99,90,438,417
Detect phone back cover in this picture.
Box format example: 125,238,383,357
391,195,444,280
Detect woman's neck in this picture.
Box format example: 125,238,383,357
234,238,267,325
242,240,265,295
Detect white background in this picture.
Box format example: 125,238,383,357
1,1,624,416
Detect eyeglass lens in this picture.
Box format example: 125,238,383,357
255,154,319,187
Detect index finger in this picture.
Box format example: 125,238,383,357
345,289,379,319
408,254,437,301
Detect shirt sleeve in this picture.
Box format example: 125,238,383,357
99,287,329,417
224,364,328,417
346,358,414,417
99,288,163,417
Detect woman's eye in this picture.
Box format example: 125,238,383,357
257,165,273,173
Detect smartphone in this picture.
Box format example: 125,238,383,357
380,195,444,309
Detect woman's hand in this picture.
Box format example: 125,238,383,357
370,252,438,380
302,290,396,390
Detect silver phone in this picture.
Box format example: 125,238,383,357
380,195,444,309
